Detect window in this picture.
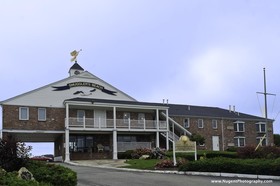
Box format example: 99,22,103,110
198,119,204,128
234,137,245,147
234,121,245,132
256,122,266,133
123,112,130,123
77,110,85,122
19,107,29,120
212,120,218,129
138,113,145,124
38,108,46,121
256,137,266,146
184,118,190,128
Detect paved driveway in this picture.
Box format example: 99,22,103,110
62,163,279,186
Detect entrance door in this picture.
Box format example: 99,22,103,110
212,136,220,151
94,110,106,128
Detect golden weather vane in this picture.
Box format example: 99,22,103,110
70,49,82,62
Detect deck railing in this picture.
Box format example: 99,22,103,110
117,142,151,152
67,117,167,130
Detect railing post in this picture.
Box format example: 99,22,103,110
99,118,101,129
156,109,159,130
144,119,146,130
113,130,118,160
83,116,86,128
128,118,131,130
113,107,116,130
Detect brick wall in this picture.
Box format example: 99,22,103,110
2,105,65,130
170,115,274,150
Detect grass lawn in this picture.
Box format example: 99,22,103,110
122,159,160,170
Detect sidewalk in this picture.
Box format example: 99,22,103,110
66,160,280,181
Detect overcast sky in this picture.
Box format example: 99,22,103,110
1,0,280,155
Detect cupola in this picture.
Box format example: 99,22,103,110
69,62,84,76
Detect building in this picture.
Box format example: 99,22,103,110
0,63,274,161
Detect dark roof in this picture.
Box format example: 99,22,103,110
168,104,269,121
65,97,167,107
70,62,84,71
65,98,269,121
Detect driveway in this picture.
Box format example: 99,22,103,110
62,163,279,186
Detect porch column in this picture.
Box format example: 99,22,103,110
65,129,70,162
113,106,116,129
165,109,169,150
113,130,118,160
65,103,70,162
156,109,160,148
156,132,160,148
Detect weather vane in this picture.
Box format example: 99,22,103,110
70,49,82,62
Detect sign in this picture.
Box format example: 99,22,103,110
52,82,117,96
175,135,197,160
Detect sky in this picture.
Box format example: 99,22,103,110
1,0,280,155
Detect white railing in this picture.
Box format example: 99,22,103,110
67,117,167,130
117,142,151,152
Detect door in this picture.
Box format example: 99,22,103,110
94,110,106,128
212,136,220,151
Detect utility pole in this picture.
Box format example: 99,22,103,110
257,68,275,146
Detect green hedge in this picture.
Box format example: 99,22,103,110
0,168,47,186
165,150,237,161
179,157,280,176
27,161,77,186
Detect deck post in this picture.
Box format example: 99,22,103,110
113,130,118,160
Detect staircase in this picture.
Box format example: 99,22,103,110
161,112,192,143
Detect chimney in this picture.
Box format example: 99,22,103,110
166,99,169,105
229,105,232,112
163,99,165,104
233,105,236,113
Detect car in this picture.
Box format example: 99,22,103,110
30,155,53,162
42,154,54,161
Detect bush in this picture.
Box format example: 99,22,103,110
179,157,280,176
0,136,32,172
131,148,152,159
237,146,280,159
165,150,237,161
118,150,134,159
0,169,46,186
27,161,77,186
155,159,174,169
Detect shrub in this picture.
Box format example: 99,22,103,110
179,157,280,176
0,136,32,172
131,148,152,159
165,150,237,161
0,169,45,186
237,146,280,159
118,150,134,159
155,159,174,169
27,161,77,186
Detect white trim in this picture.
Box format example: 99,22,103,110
1,129,64,133
256,122,266,133
198,119,204,128
38,108,46,121
212,119,218,129
234,136,246,147
234,121,245,132
19,107,29,120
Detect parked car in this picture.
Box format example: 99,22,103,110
31,155,53,162
42,154,54,161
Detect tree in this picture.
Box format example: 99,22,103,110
0,135,32,171
190,133,205,145
274,134,280,147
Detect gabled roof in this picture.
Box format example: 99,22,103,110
70,62,84,71
168,104,270,121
